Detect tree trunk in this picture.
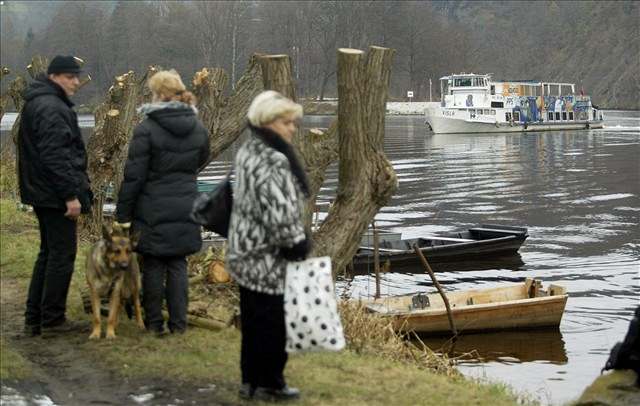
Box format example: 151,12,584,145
193,67,228,139
257,55,339,228
4,56,49,201
83,67,157,237
313,46,397,276
199,54,264,162
0,67,11,123
9,56,48,145
256,47,397,275
258,55,297,101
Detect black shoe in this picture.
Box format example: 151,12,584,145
253,386,300,401
23,324,41,337
238,383,255,400
41,320,86,338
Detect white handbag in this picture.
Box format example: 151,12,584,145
284,256,346,353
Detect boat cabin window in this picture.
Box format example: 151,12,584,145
555,112,561,121
490,85,495,95
569,111,574,121
454,78,472,87
506,112,512,122
562,112,567,121
513,111,521,122
469,109,476,118
491,109,496,115
548,112,554,121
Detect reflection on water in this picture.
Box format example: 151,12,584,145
419,329,568,364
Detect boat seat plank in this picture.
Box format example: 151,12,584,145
358,246,406,253
469,227,524,235
420,236,475,243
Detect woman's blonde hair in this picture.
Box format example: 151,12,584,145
148,69,196,105
247,90,303,127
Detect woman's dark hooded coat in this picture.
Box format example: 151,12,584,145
116,102,210,256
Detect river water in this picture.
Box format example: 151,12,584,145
1,111,638,404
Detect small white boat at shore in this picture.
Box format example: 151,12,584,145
362,278,568,335
425,73,604,134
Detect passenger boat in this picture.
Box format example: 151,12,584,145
425,73,604,134
353,224,528,273
362,278,568,335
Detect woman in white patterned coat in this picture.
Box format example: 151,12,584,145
227,91,311,401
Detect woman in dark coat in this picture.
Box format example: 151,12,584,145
116,69,209,335
227,90,311,401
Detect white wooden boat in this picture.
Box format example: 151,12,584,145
362,278,568,335
425,73,604,134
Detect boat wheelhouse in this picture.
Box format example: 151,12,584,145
425,73,604,134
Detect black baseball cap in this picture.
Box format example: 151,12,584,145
47,55,82,75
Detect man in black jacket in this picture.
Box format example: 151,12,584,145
18,55,93,337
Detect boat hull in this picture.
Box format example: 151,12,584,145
362,280,568,335
393,295,567,335
352,225,528,273
425,113,604,134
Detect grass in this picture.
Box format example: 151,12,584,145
0,198,528,405
573,370,639,406
0,337,31,380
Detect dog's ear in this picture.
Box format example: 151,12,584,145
130,231,141,249
102,224,112,242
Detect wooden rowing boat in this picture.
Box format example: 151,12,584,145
361,278,567,335
352,224,528,273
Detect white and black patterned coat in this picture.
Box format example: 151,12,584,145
227,127,309,295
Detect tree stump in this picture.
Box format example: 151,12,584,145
83,67,157,236
199,54,265,161
256,54,339,227
193,67,228,139
9,56,48,146
0,67,11,123
313,46,397,276
255,48,396,274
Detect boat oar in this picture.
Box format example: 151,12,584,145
413,245,458,342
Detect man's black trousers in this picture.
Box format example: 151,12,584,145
239,286,288,390
141,255,188,333
25,207,77,327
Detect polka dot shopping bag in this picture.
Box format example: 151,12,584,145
284,256,346,353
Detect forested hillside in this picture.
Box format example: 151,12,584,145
440,1,640,109
1,0,638,108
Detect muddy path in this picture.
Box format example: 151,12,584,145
1,278,229,405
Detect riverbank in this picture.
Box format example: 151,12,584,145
302,100,427,115
0,198,527,405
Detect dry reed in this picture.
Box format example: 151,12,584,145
0,141,18,199
339,301,459,377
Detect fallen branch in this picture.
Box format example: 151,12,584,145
413,245,458,343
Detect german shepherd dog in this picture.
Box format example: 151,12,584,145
86,223,144,339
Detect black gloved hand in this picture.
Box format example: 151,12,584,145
280,237,312,261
